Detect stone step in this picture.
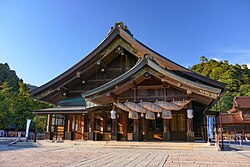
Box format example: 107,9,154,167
36,140,218,151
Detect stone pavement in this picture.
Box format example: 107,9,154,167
0,141,250,167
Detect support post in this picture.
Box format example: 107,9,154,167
111,109,117,141
122,111,127,140
186,103,194,142
133,119,139,141
111,117,117,140
63,114,67,140
45,114,52,140
141,117,146,141
187,118,194,142
87,113,95,140
84,114,88,132
219,98,224,149
34,114,38,142
163,119,170,141
102,111,106,133
81,114,84,140
72,113,76,140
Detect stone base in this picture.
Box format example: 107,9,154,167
163,132,170,141
187,132,194,142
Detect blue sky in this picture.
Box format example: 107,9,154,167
1,0,250,86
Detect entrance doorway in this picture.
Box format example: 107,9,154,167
170,112,187,141
145,118,163,141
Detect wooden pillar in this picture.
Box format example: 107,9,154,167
87,113,95,140
133,119,139,141
90,113,94,132
81,114,84,140
34,114,38,142
219,98,224,149
163,119,170,141
111,111,117,141
67,114,70,132
45,114,52,140
186,106,194,142
69,114,75,140
187,118,193,132
68,114,73,140
84,114,88,132
73,113,77,140
46,114,50,132
122,112,127,140
102,111,106,133
112,118,115,133
63,114,70,140
63,114,67,140
186,117,194,142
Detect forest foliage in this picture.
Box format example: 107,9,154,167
191,56,250,112
0,63,52,131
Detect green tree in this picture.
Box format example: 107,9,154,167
199,56,208,63
0,63,19,91
191,58,250,112
0,81,52,131
0,82,13,129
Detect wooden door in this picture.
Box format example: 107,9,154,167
170,112,187,141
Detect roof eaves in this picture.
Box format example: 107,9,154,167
119,28,226,89
30,28,120,97
82,58,222,100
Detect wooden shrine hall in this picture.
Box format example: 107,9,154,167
31,22,226,142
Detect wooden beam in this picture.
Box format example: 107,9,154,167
162,82,170,88
87,79,113,82
117,95,192,102
109,92,117,100
130,81,137,88
137,85,164,90
42,90,61,102
77,62,96,76
68,90,85,94
55,76,77,92
161,78,218,99
187,90,192,95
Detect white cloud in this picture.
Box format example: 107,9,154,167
247,63,250,69
204,47,250,66
210,57,222,62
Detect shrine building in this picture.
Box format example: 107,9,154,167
31,22,226,142
222,96,250,138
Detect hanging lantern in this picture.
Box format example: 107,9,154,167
157,112,161,118
187,109,193,119
129,111,138,119
141,113,144,118
110,109,116,119
145,111,155,120
162,110,172,119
